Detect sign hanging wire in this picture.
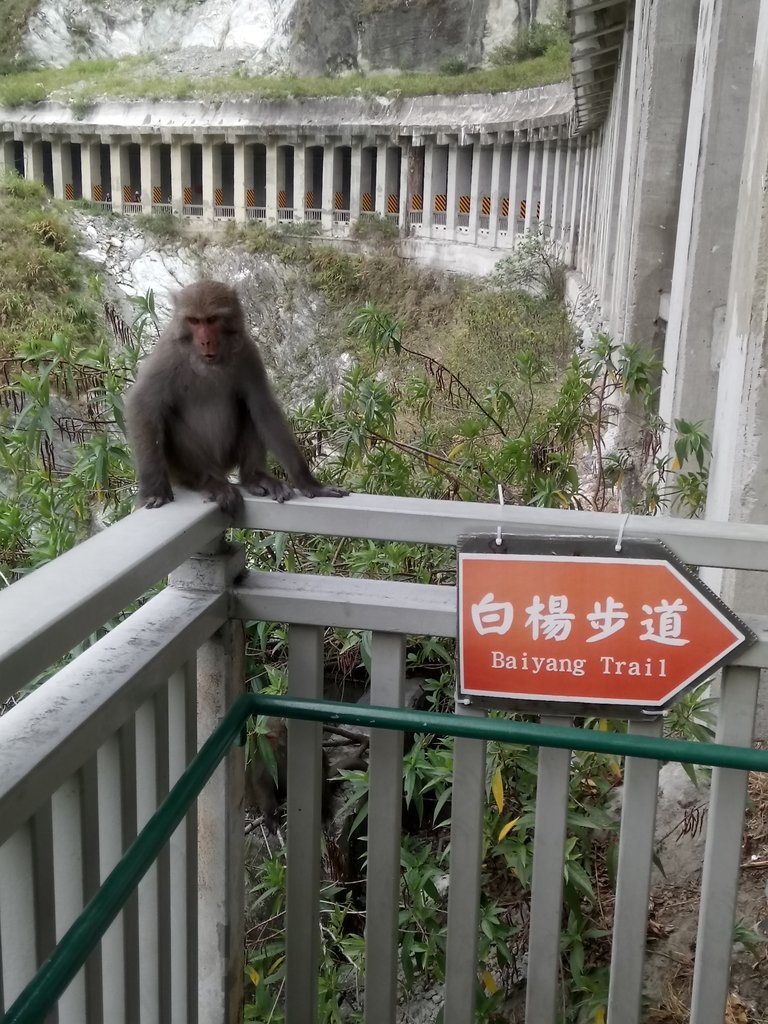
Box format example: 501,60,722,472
496,484,504,546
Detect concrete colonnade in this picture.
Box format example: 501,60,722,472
0,126,585,254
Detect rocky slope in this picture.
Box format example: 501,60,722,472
21,0,562,74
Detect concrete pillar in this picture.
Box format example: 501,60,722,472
466,141,481,243
201,139,216,222
549,139,563,238
263,139,277,224
581,131,600,279
321,142,334,231
659,0,758,451
576,136,593,269
422,140,435,238
524,138,537,234
80,139,100,202
507,139,522,245
445,139,458,237
233,140,246,223
24,137,44,183
568,137,584,265
488,142,502,246
50,139,72,200
170,139,184,215
616,0,700,348
0,137,14,174
140,141,153,210
349,139,362,222
596,29,633,308
539,139,552,235
374,139,388,217
293,141,307,221
109,140,128,213
398,139,410,229
557,140,573,256
706,0,768,542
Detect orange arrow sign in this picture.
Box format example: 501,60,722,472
458,537,754,714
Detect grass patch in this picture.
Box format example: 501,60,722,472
238,222,575,397
0,0,37,73
0,172,104,359
0,43,569,107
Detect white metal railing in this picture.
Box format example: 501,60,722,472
433,211,447,227
385,212,399,224
278,208,294,222
304,208,321,222
214,205,235,219
246,206,266,221
122,202,143,214
333,209,350,223
152,203,172,214
457,212,469,230
93,200,113,212
1,491,767,1023
408,211,423,226
183,204,204,217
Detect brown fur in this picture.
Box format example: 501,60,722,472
125,280,348,514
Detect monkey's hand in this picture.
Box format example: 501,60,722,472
244,473,295,503
205,481,245,517
297,480,350,499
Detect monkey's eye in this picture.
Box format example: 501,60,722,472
205,316,219,325
187,317,201,326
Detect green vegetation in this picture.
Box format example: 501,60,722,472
0,172,714,1019
0,0,37,73
0,41,569,107
0,173,103,361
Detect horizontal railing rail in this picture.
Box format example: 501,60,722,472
4,690,768,1024
3,488,768,705
0,493,225,699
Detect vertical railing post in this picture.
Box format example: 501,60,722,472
691,666,760,1024
285,624,324,1024
364,632,406,1024
169,540,246,1024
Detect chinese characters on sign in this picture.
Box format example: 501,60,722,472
458,541,752,712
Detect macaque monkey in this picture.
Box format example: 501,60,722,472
125,280,348,514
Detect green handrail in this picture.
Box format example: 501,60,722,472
5,691,768,1024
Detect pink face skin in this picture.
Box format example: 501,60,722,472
188,316,221,361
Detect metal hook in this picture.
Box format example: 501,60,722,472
614,512,630,553
496,484,504,546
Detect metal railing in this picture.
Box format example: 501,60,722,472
122,201,143,214
0,491,767,1024
213,204,235,219
278,208,295,222
304,208,322,222
246,206,267,221
5,690,768,1024
183,203,204,217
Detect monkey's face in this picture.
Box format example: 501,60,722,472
173,281,244,366
187,314,223,363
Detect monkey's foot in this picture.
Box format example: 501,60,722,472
205,482,244,517
298,481,350,499
244,474,294,503
143,491,174,509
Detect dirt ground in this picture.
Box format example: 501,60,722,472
641,752,768,1024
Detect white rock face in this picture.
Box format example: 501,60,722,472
23,0,296,70
73,212,347,405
